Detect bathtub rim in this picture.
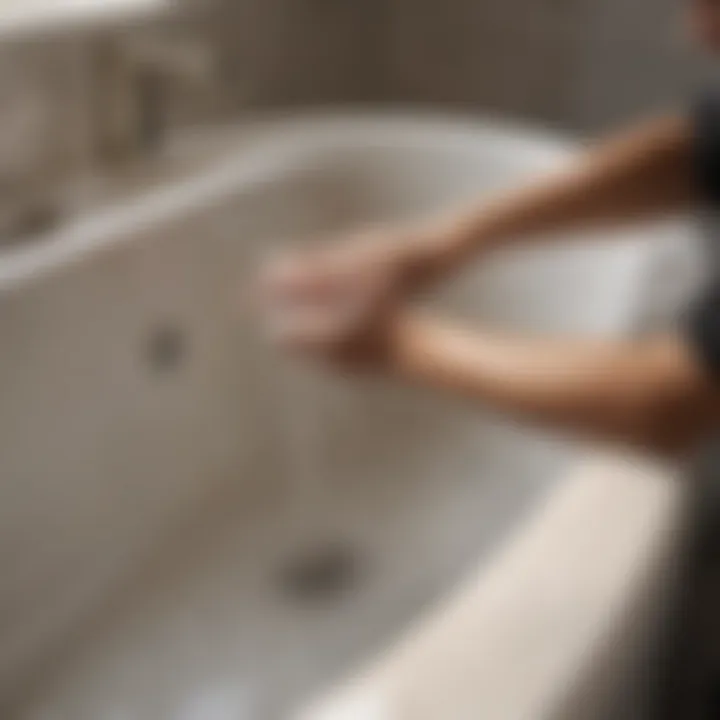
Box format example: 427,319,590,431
297,450,688,720
0,110,579,293
0,112,684,716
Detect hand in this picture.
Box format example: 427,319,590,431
257,225,437,367
261,265,405,372
259,223,437,313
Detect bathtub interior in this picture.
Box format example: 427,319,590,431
0,118,663,718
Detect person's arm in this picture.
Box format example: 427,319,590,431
414,114,696,283
388,315,718,455
264,114,697,305
271,284,720,456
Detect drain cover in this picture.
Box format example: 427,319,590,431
276,541,361,603
146,323,186,374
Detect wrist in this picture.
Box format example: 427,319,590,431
397,224,458,290
407,213,497,287
386,310,438,376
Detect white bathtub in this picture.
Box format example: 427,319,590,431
0,114,694,719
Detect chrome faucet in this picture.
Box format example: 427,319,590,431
0,26,216,245
89,31,216,168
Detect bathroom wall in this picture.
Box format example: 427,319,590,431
204,0,385,108
0,38,93,237
569,0,710,132
206,0,581,123
0,0,710,219
208,0,707,130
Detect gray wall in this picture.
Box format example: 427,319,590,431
0,0,712,195
207,0,710,130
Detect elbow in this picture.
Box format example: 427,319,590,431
617,337,717,458
634,385,715,458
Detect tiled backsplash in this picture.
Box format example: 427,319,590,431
0,38,94,240
0,0,708,214
0,40,91,177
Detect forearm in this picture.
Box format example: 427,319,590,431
415,115,695,281
390,315,716,454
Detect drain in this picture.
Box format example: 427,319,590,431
146,323,186,374
276,541,361,604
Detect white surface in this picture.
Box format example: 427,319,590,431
0,114,687,719
0,0,168,43
300,454,687,720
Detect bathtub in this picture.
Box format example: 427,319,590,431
0,114,695,719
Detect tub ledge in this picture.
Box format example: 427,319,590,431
297,452,689,720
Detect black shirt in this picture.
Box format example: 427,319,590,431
684,96,720,376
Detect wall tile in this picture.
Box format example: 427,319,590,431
0,0,708,210
385,0,578,124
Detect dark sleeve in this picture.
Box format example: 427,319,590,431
682,94,720,377
693,92,720,205
684,284,720,378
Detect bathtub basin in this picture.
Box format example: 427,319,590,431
0,113,695,719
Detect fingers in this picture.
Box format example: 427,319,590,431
256,228,396,301
256,247,386,336
257,250,352,308
264,302,356,356
253,230,403,370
